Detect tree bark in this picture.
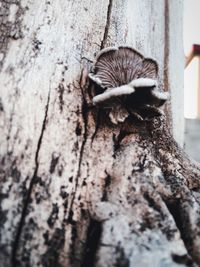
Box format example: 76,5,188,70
0,1,199,267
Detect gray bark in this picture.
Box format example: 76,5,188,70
0,1,199,267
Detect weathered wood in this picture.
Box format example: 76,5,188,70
0,0,199,267
167,0,184,146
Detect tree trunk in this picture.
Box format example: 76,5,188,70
0,0,199,267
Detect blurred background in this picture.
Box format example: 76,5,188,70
184,0,200,161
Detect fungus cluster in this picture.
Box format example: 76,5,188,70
89,46,169,124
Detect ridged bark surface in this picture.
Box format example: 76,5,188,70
1,1,198,267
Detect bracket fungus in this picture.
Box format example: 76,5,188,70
89,46,169,124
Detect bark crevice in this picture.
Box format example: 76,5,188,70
67,71,89,221
163,0,173,129
11,89,51,266
81,219,102,267
100,0,113,49
165,199,198,267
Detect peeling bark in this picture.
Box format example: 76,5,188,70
0,1,197,267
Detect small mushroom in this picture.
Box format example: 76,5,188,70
89,46,169,124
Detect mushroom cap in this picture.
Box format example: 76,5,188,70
93,46,158,89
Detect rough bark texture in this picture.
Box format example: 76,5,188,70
0,0,199,267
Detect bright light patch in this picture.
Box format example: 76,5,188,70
184,0,200,118
184,58,198,118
